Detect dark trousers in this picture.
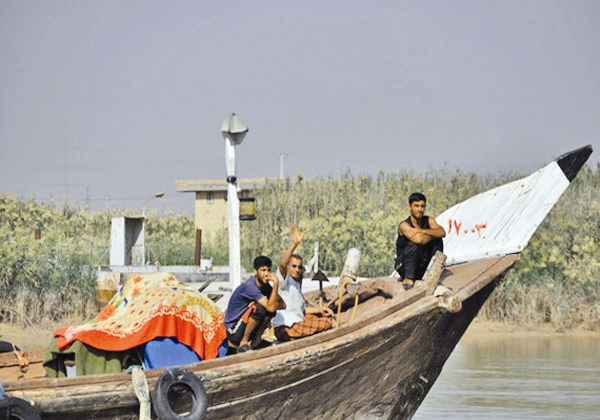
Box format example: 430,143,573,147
225,302,273,355
396,238,443,280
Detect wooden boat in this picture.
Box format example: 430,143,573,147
0,145,592,420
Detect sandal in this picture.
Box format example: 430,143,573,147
237,344,251,353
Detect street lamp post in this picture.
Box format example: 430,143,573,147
221,113,248,290
142,191,165,216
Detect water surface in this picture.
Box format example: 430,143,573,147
413,333,600,420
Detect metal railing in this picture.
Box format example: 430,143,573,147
53,243,196,266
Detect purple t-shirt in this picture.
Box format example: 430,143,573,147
224,276,273,329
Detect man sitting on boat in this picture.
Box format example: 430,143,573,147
272,226,334,341
395,192,446,290
224,256,286,354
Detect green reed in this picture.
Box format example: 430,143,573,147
1,162,598,329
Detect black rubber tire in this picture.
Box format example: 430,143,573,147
0,396,41,420
152,367,207,420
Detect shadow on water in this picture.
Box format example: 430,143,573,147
413,332,600,420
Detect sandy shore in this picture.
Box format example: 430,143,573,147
1,323,57,349
462,318,600,340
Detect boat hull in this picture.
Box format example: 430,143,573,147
4,256,517,420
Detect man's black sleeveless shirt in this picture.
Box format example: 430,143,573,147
396,216,431,257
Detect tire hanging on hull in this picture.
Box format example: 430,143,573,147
152,367,208,420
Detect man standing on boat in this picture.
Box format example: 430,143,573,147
395,192,446,290
224,256,286,354
272,225,334,341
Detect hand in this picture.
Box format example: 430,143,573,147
405,225,417,239
291,225,304,245
268,272,279,285
320,307,334,317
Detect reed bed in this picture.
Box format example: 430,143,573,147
1,163,598,330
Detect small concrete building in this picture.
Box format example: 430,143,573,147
175,178,271,241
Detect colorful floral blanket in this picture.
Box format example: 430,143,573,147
55,272,226,361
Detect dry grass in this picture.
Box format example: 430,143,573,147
479,283,600,332
1,164,598,331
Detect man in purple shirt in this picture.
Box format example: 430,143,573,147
224,256,286,354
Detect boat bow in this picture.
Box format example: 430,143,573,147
438,145,592,265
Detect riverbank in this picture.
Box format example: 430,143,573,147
464,318,600,340
2,318,599,352
1,323,56,349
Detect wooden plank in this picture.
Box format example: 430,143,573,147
422,251,447,294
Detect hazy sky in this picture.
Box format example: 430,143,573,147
1,1,598,214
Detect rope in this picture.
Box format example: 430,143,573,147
350,294,359,322
335,281,346,328
132,367,151,420
336,277,359,327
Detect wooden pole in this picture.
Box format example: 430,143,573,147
194,229,202,266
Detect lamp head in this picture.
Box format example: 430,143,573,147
221,113,248,146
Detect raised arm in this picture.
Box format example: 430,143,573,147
278,225,304,277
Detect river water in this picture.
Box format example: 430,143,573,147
412,332,600,420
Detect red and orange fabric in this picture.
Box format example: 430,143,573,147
54,272,226,361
